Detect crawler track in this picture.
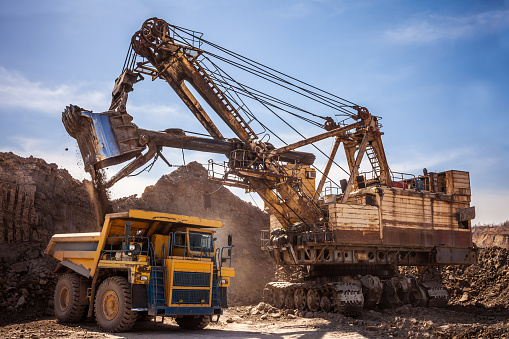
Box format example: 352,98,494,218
263,275,448,315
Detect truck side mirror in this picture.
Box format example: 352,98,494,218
228,234,233,246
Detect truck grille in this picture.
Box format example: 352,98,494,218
171,289,209,304
173,272,210,287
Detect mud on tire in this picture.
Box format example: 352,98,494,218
94,276,138,332
54,273,87,323
175,315,211,330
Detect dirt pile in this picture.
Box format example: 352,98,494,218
472,221,509,248
114,161,275,305
0,152,98,325
441,247,509,308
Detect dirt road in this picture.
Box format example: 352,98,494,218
1,304,508,339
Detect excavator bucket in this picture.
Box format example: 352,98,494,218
62,105,144,173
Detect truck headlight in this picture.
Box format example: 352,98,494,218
136,274,148,282
220,279,227,284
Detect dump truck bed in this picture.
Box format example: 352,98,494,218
45,209,224,278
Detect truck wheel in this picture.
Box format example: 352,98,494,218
54,273,87,323
175,315,211,330
94,276,137,332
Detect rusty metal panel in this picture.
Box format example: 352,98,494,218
382,226,434,247
329,204,379,231
332,230,381,244
434,229,471,248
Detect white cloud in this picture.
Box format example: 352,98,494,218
0,136,89,180
0,65,194,135
0,67,110,114
385,9,509,44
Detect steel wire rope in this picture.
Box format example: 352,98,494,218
202,49,355,116
203,58,334,120
207,73,329,127
200,48,357,118
200,39,359,111
248,192,260,209
207,73,324,128
149,22,358,117
196,57,269,135
198,55,351,181
203,52,354,117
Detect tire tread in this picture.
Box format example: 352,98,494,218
54,273,87,323
94,276,137,332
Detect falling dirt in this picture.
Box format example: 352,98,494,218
86,168,113,230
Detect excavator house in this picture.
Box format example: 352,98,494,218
63,18,477,315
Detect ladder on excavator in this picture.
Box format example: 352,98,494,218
365,145,381,181
192,58,257,141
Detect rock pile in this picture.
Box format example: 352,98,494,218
441,247,509,308
0,258,58,325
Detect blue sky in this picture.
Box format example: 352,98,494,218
0,0,508,224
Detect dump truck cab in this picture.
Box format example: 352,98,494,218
45,210,234,332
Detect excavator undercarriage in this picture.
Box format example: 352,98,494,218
63,17,477,315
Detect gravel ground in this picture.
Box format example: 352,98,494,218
1,304,508,339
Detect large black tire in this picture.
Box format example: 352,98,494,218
54,273,87,323
94,276,137,332
175,315,211,330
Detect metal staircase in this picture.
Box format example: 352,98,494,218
191,59,257,140
211,270,220,306
149,266,166,314
365,145,381,180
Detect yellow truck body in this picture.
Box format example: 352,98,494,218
45,209,234,332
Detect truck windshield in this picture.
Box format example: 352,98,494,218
189,232,213,253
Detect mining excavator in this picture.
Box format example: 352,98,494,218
63,18,477,315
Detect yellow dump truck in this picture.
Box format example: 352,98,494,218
45,209,234,332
